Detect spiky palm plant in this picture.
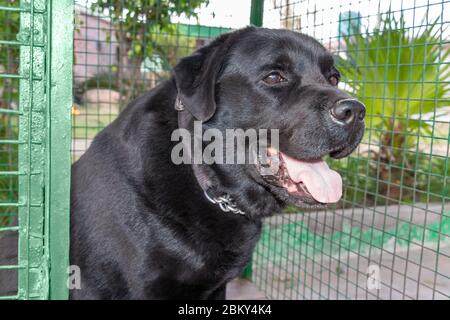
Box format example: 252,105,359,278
337,13,450,201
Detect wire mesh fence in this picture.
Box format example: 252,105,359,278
72,0,237,160
252,0,450,299
0,0,21,299
0,0,52,299
0,0,449,300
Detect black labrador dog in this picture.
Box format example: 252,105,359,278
70,27,365,300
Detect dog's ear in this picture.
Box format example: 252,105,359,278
173,34,231,122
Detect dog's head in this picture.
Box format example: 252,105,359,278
174,27,365,216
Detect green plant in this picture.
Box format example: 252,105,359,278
337,12,450,202
90,0,209,109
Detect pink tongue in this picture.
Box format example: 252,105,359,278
281,153,342,203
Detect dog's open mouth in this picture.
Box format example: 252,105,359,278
258,147,342,205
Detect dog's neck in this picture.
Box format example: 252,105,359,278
175,96,247,216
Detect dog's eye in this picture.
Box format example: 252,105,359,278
263,72,287,85
329,75,339,86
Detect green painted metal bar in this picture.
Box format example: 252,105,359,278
0,5,45,13
0,265,23,270
0,226,20,232
0,295,20,300
17,0,31,300
0,73,24,79
250,0,264,27
0,140,24,144
4,0,73,300
0,203,22,207
0,108,22,114
244,0,264,283
46,0,73,300
0,73,42,80
17,0,48,300
0,171,23,176
242,260,253,280
0,203,45,207
0,5,22,12
0,39,45,47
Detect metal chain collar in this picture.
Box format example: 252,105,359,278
175,96,245,216
204,191,246,216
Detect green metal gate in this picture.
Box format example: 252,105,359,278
0,0,72,299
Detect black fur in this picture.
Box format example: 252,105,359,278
70,27,364,299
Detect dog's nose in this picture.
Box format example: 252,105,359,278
331,99,366,125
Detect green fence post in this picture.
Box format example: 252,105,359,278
242,260,253,280
46,0,73,300
250,0,264,27
18,0,48,300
